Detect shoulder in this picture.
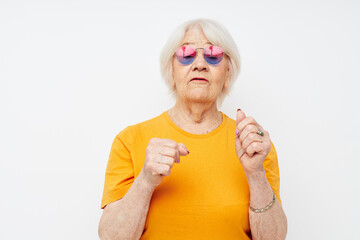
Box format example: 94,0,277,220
115,111,166,143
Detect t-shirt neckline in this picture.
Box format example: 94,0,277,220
163,110,227,139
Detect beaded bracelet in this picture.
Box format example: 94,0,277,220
249,191,276,213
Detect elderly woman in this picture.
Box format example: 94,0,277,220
98,18,287,240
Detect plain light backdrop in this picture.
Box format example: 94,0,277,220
1,0,359,239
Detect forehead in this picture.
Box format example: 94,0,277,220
180,27,212,46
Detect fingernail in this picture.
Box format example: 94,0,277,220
187,150,190,154
237,108,241,112
235,129,239,135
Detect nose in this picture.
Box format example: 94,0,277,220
192,49,208,72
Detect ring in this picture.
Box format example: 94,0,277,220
257,129,264,136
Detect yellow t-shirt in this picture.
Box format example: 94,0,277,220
101,110,282,240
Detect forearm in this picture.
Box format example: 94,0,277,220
246,169,287,240
99,170,155,240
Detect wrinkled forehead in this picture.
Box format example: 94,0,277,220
180,26,213,47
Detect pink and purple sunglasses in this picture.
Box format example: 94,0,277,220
175,45,224,65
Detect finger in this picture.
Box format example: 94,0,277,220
153,164,171,176
236,116,263,137
156,155,175,167
242,133,263,151
235,131,246,159
236,141,246,159
178,143,190,156
235,109,246,139
157,139,178,149
159,146,178,162
236,108,246,126
175,147,180,163
240,124,261,143
246,142,265,157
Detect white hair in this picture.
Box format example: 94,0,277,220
159,18,241,107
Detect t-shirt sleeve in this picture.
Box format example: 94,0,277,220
263,141,282,205
100,128,135,209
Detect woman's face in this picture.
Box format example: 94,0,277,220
172,27,229,104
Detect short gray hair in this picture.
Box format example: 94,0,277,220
159,18,241,107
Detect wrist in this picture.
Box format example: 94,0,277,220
244,167,266,181
245,169,274,210
138,170,156,193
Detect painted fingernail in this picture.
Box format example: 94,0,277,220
187,150,190,154
235,129,239,135
237,108,241,112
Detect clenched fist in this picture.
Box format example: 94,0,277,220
235,109,272,175
140,138,190,190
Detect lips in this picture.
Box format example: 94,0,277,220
190,78,209,82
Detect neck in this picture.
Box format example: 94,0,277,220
168,100,223,134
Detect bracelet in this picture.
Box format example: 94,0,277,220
249,191,276,213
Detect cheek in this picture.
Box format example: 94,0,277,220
214,68,228,83
172,64,181,85
173,66,188,83
211,68,228,92
219,62,230,82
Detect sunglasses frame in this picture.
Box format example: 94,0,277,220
175,45,224,66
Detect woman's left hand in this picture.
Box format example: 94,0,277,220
235,109,272,175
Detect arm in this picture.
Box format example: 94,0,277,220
235,109,287,240
246,170,287,240
98,138,189,240
98,170,155,240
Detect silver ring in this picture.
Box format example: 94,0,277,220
257,129,264,136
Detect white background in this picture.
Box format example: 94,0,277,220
1,0,359,239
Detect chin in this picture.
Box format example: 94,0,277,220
181,89,216,103
185,94,214,103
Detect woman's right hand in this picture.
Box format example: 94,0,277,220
139,138,190,190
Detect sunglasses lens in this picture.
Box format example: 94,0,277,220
175,46,196,65
204,45,224,65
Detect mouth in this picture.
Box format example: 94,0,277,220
190,78,209,82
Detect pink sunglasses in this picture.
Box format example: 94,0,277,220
175,45,224,65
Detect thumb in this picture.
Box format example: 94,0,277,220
236,108,246,126
235,109,246,159
178,143,190,156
